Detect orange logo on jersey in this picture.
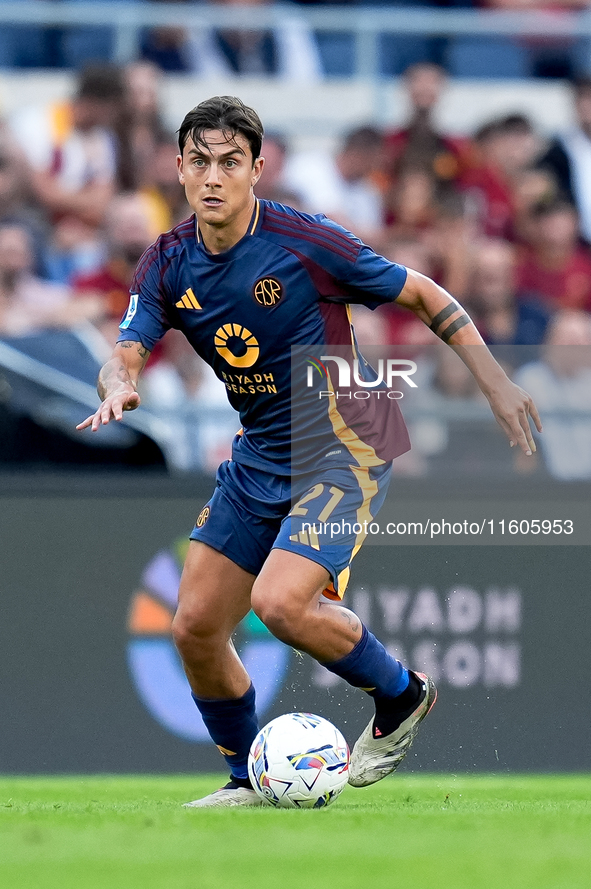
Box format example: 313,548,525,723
214,323,259,368
196,506,210,528
253,277,283,307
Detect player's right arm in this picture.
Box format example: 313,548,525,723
76,340,151,432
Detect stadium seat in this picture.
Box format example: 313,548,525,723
445,37,530,79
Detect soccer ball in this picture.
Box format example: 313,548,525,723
248,712,349,808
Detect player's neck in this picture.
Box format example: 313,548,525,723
198,196,257,255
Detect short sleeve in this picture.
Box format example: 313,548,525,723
117,245,171,351
309,216,408,310
344,244,408,309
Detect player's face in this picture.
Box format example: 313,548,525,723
177,130,263,229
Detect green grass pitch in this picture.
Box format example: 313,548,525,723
1,775,590,889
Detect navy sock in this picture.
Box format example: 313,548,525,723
192,684,258,782
322,625,409,700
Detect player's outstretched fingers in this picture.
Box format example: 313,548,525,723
75,413,96,431
77,390,141,433
103,404,116,424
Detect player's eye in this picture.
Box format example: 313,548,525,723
225,159,238,168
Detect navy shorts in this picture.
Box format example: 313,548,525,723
190,459,392,599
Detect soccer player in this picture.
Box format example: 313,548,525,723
77,96,541,807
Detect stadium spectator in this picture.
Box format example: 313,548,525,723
538,77,591,244
385,164,437,235
465,238,551,347
138,132,191,231
386,180,474,301
0,124,50,274
514,310,591,479
254,132,304,206
9,63,125,282
426,189,476,303
375,237,438,347
459,115,540,241
184,0,323,80
384,63,472,189
72,192,158,343
284,125,385,245
0,221,98,337
115,61,169,193
511,166,558,246
10,63,123,228
516,198,591,312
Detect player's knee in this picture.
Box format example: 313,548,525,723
251,590,302,646
171,608,218,658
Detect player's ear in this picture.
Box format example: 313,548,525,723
177,154,185,185
252,156,264,187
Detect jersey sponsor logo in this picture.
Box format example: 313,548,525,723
253,276,283,307
196,506,210,528
221,370,278,395
214,323,260,368
119,293,138,330
175,288,202,310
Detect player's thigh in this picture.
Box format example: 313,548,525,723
176,540,255,639
269,461,392,603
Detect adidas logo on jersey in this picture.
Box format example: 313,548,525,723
175,288,202,310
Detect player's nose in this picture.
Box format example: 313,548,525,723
205,162,222,186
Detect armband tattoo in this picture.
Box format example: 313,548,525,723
429,303,458,334
439,313,471,343
429,302,472,343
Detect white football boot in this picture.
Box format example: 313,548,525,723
183,780,267,808
348,672,437,788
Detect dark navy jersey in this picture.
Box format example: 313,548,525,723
117,199,410,474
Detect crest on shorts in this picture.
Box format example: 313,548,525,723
196,506,210,528
253,277,283,307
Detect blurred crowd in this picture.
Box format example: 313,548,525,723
1,56,591,477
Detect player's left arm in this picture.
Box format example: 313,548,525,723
396,268,543,456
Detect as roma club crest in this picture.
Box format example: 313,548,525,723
196,506,210,528
253,277,283,307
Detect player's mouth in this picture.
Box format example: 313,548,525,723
202,196,224,207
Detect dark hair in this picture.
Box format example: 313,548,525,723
403,61,446,80
76,63,125,102
570,75,591,95
475,114,533,143
342,126,383,153
530,196,578,219
178,96,264,164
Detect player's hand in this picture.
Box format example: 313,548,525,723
76,384,141,432
484,379,542,456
